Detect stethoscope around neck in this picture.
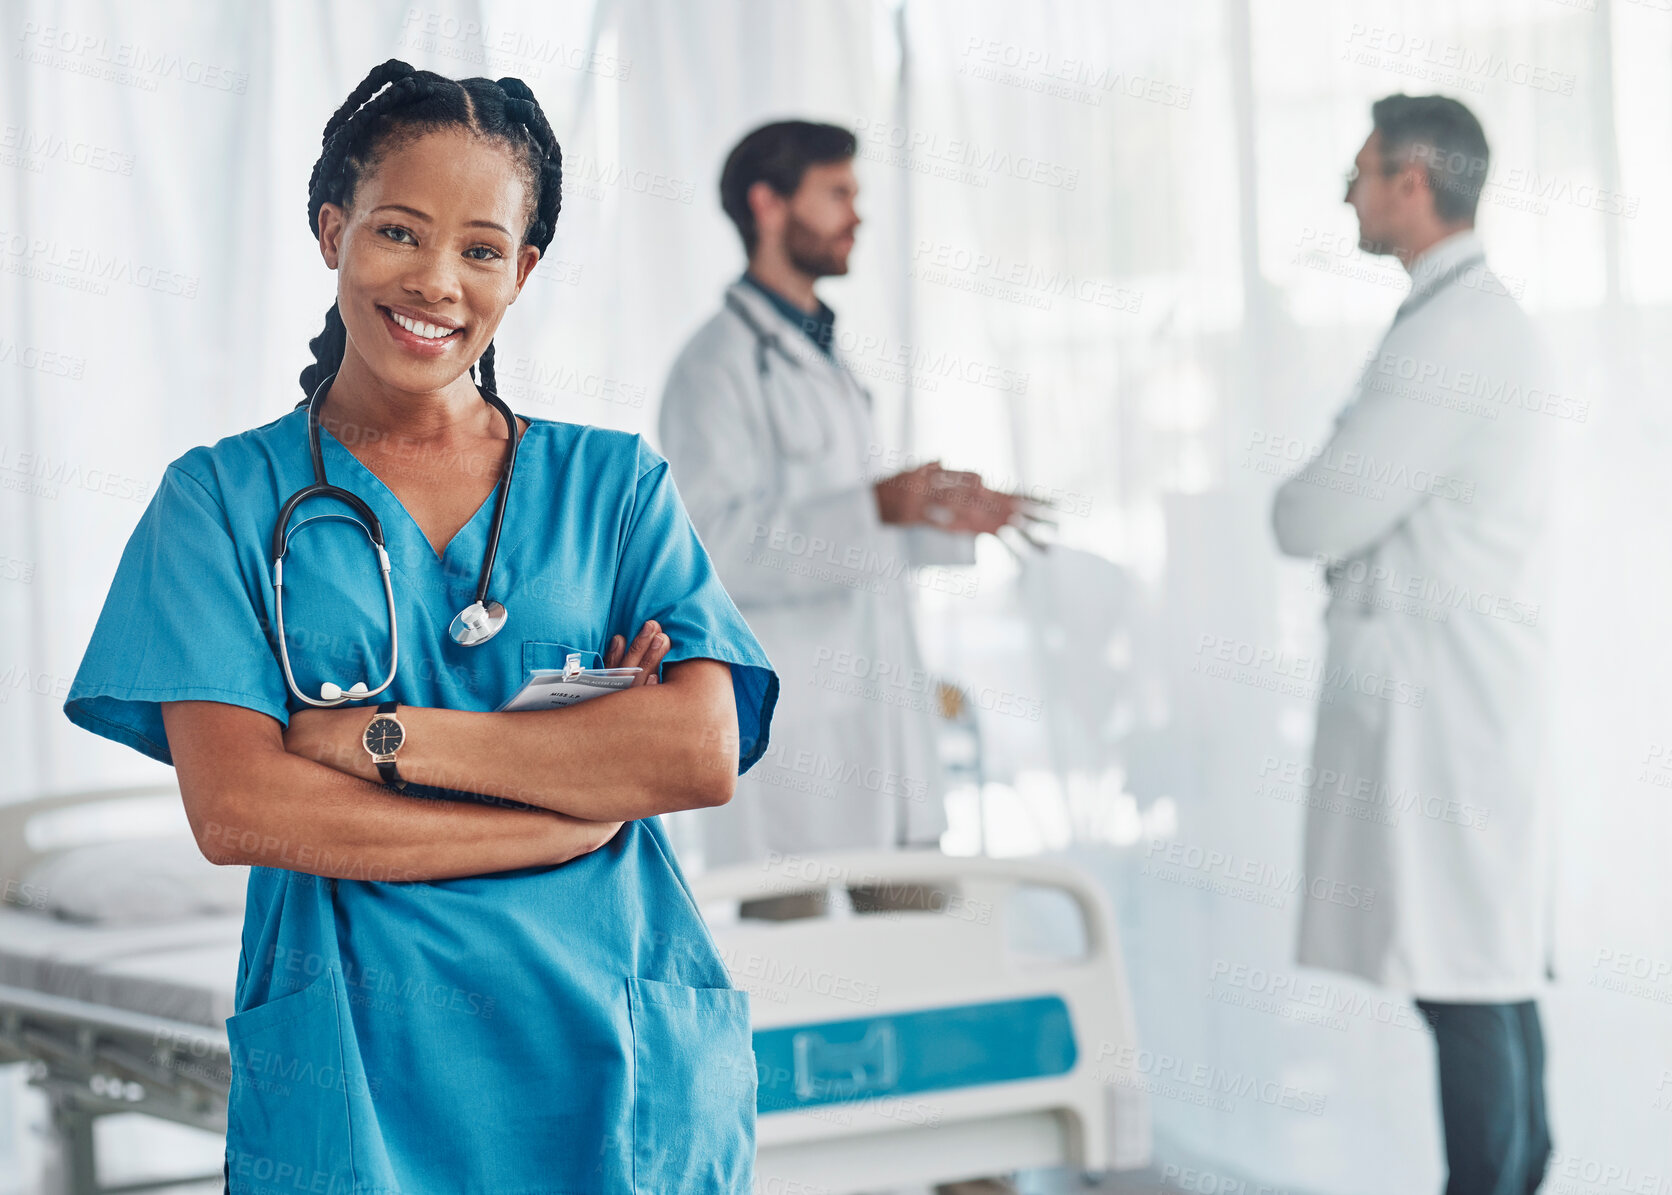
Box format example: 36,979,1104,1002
272,370,522,708
723,289,842,461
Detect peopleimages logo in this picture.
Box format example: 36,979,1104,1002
1244,431,1476,504
852,115,1081,191
1363,349,1588,423
1192,632,1427,708
909,238,1143,314
1314,556,1541,629
0,442,151,502
1095,1041,1328,1116
1144,838,1376,911
0,230,201,299
745,523,981,600
15,21,250,93
1256,756,1491,831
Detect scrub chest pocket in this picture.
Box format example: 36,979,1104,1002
628,977,755,1194
523,639,603,674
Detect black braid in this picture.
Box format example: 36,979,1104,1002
494,76,564,253
474,342,498,395
473,75,563,397
298,60,565,404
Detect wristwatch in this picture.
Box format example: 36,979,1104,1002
362,701,407,790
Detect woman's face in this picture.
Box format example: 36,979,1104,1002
316,126,541,396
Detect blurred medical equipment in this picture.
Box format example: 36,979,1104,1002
934,681,991,853
274,371,523,709
691,849,1152,1192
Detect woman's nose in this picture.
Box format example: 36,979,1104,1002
402,249,463,303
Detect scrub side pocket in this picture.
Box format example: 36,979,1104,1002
627,977,755,1195
223,968,366,1194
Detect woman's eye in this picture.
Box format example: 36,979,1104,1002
375,226,499,260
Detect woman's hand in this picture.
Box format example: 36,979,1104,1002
285,616,673,785
604,619,671,686
546,814,626,864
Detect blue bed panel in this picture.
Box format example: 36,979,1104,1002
753,995,1078,1114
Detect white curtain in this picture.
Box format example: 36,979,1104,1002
3,1,1667,1192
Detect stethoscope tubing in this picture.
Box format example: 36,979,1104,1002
723,290,837,461
272,370,521,707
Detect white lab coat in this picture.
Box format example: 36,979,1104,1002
1272,231,1557,1001
659,281,974,868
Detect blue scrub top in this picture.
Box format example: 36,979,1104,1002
64,405,779,1195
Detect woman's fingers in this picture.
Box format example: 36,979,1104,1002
618,620,665,685
602,621,672,686
622,620,659,666
640,630,671,685
621,621,658,678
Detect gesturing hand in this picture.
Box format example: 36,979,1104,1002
874,460,1027,535
605,619,671,686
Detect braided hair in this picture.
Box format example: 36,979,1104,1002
298,59,563,402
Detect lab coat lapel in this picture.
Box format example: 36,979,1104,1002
724,281,873,466
724,281,867,404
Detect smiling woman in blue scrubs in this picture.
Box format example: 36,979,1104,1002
62,60,777,1195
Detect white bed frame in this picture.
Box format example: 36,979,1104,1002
692,849,1153,1193
0,785,230,1195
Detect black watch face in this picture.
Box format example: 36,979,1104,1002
364,717,404,755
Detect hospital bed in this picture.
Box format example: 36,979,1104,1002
0,784,238,1195
1,787,1150,1195
691,849,1152,1193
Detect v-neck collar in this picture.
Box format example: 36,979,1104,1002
314,415,533,576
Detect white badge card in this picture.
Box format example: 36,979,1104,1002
496,652,642,712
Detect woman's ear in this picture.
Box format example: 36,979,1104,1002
317,202,347,270
509,243,542,302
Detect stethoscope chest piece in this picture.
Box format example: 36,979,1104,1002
275,370,523,707
449,599,507,646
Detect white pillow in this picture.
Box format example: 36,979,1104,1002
18,834,248,924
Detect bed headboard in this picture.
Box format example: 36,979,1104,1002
0,784,186,889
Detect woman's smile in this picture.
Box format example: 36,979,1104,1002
378,303,466,356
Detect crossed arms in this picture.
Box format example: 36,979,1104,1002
163,621,739,883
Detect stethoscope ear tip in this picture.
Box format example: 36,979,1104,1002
317,680,370,702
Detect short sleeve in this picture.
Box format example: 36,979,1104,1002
63,462,290,765
608,439,779,774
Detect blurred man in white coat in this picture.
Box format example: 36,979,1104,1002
1273,95,1557,1194
659,121,1019,917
